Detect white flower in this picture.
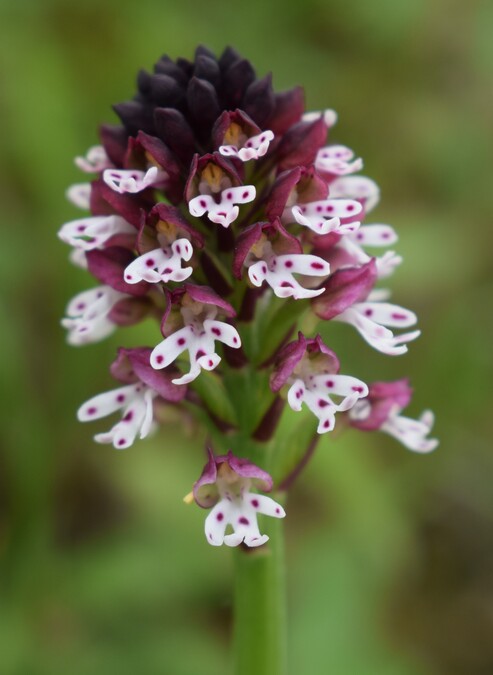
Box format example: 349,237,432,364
78,383,156,449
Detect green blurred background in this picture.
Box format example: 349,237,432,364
1,0,492,673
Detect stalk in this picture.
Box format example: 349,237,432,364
233,512,287,675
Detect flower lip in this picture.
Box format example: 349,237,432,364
193,449,273,508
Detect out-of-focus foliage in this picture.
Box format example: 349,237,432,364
0,0,492,673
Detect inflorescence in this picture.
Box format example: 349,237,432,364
59,46,437,547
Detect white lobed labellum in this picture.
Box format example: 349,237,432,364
302,109,338,127
66,183,91,210
292,198,363,235
188,186,256,228
58,215,135,251
337,225,402,279
150,319,241,385
287,373,368,434
335,301,420,355
205,493,285,547
124,239,194,285
247,253,330,300
78,383,156,449
75,145,112,173
315,145,363,176
103,166,166,194
329,175,380,213
219,130,274,162
61,285,126,346
381,409,439,453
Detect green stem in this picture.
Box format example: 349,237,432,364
233,514,287,675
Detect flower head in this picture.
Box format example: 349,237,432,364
59,46,436,542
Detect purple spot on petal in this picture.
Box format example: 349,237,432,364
311,262,324,270
365,309,373,316
352,386,364,393
177,337,186,346
176,244,181,254
196,349,206,359
87,407,97,415
216,512,224,521
275,507,280,514
242,191,249,199
323,420,330,429
200,199,207,208
238,517,250,525
211,327,221,336
77,225,86,232
316,205,322,213
117,438,126,446
145,258,155,267
392,312,407,320
233,336,238,344
356,233,364,240
251,499,259,508
162,267,172,274
76,302,86,310
122,411,133,422
226,192,233,200
326,380,334,388
156,355,164,364
347,205,354,212
285,260,293,268
116,394,125,403
318,399,329,408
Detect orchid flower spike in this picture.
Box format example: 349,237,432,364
193,450,285,548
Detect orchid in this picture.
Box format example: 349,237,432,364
194,450,285,547
59,45,437,675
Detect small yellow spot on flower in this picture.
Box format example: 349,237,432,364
183,491,194,505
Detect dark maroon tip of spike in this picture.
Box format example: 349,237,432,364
242,73,275,127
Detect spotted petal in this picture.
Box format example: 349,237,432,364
103,166,164,194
